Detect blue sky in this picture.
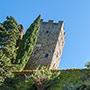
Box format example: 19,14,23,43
0,0,90,69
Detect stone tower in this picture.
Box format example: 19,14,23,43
25,19,65,70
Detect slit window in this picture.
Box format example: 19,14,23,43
46,31,49,33
45,54,48,58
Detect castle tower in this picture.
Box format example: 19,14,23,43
25,19,65,70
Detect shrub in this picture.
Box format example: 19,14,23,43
62,81,90,90
85,62,90,69
25,66,61,90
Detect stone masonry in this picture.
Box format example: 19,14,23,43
25,19,65,70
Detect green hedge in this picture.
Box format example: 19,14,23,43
48,69,90,90
1,69,90,90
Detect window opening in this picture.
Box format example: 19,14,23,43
45,54,48,58
46,31,49,33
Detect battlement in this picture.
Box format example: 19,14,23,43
48,20,53,22
40,19,63,24
39,19,64,35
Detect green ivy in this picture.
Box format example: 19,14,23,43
0,66,61,90
48,69,90,90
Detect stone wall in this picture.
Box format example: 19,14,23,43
25,19,65,70
50,23,65,69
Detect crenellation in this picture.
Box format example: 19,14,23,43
58,21,63,24
48,20,53,23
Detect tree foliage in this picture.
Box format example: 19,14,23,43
16,15,41,70
25,66,61,90
0,15,41,84
0,16,20,58
62,82,90,90
0,16,21,83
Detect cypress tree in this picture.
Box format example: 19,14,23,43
0,16,21,83
1,16,20,59
16,15,41,70
0,51,13,83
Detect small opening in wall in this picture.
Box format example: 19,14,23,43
46,31,49,34
45,54,48,58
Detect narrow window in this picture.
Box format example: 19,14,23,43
46,31,49,33
45,54,48,58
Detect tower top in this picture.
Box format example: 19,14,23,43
40,19,64,24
